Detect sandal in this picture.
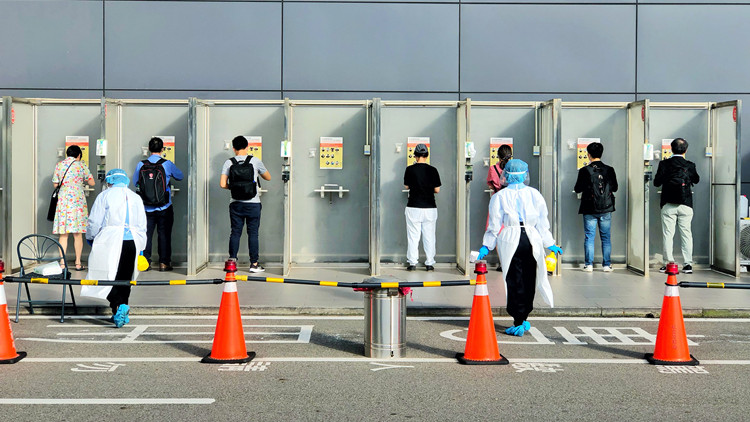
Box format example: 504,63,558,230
75,264,86,271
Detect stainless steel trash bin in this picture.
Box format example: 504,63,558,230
364,286,406,358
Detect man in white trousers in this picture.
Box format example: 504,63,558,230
403,144,441,271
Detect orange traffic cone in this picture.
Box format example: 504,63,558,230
202,261,255,364
456,261,508,365
645,262,698,365
0,260,26,364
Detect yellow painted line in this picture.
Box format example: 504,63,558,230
320,281,338,287
423,281,441,287
170,280,187,285
30,278,49,284
707,282,725,289
381,282,399,288
266,277,285,283
81,279,98,285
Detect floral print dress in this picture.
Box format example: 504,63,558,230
52,157,94,234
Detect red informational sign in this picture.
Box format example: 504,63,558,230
11,108,14,124
733,106,737,122
641,106,645,122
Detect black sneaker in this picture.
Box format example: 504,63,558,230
249,263,265,273
659,266,667,273
682,264,693,274
406,265,416,271
496,266,503,272
425,265,435,272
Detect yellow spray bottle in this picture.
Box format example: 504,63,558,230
545,251,557,274
137,252,150,272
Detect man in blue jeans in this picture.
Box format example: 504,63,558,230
574,142,618,272
220,136,272,272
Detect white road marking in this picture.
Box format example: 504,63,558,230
0,398,215,405
370,362,414,371
440,328,554,345
10,315,750,322
18,356,750,365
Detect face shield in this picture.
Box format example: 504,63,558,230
500,159,530,188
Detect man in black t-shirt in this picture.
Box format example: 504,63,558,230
403,144,441,271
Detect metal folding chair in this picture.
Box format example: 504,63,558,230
15,234,77,323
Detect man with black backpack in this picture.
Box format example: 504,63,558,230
220,136,272,273
133,137,184,272
574,142,618,272
654,137,700,274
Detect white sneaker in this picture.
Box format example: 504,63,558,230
602,265,613,272
249,263,265,273
582,265,593,272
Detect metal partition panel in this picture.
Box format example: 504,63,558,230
559,104,628,265
35,101,101,263
648,104,710,267
456,101,469,274
379,104,458,265
537,99,561,268
370,99,382,275
710,101,741,276
0,98,8,265
469,103,538,268
10,100,35,269
290,103,369,264
119,102,189,264
626,100,649,275
187,99,209,275
102,99,121,173
204,102,285,267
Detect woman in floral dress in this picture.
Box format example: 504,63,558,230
52,145,95,270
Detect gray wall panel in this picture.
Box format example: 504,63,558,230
284,3,458,92
107,91,281,100
106,1,281,91
638,6,750,93
461,5,635,93
287,92,459,101
0,1,102,89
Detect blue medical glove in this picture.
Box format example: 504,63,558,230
548,245,563,255
477,246,490,260
86,238,93,247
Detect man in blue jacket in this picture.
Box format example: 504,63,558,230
133,137,184,272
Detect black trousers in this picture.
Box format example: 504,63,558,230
506,228,538,326
144,205,174,264
107,240,136,313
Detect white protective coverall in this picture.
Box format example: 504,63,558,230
81,186,147,299
482,185,555,307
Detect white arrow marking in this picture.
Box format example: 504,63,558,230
370,362,415,371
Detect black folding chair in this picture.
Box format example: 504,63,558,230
15,234,77,323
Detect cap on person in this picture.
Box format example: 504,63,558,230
105,168,130,186
414,143,429,157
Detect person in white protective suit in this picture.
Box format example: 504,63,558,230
81,169,147,328
476,159,563,336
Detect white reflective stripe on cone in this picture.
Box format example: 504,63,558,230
474,284,489,297
663,285,680,297
224,282,238,293
0,283,6,305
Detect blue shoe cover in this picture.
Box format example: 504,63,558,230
113,304,130,328
522,321,531,331
505,324,526,337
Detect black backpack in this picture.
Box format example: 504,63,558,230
663,164,692,204
137,158,169,206
586,165,614,213
229,156,257,200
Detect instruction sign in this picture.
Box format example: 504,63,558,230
154,136,175,162
65,136,89,165
490,137,513,167
661,139,673,160
407,137,430,166
246,136,262,161
576,138,600,169
320,137,343,170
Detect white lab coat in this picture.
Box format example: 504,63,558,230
81,186,147,300
483,185,555,307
